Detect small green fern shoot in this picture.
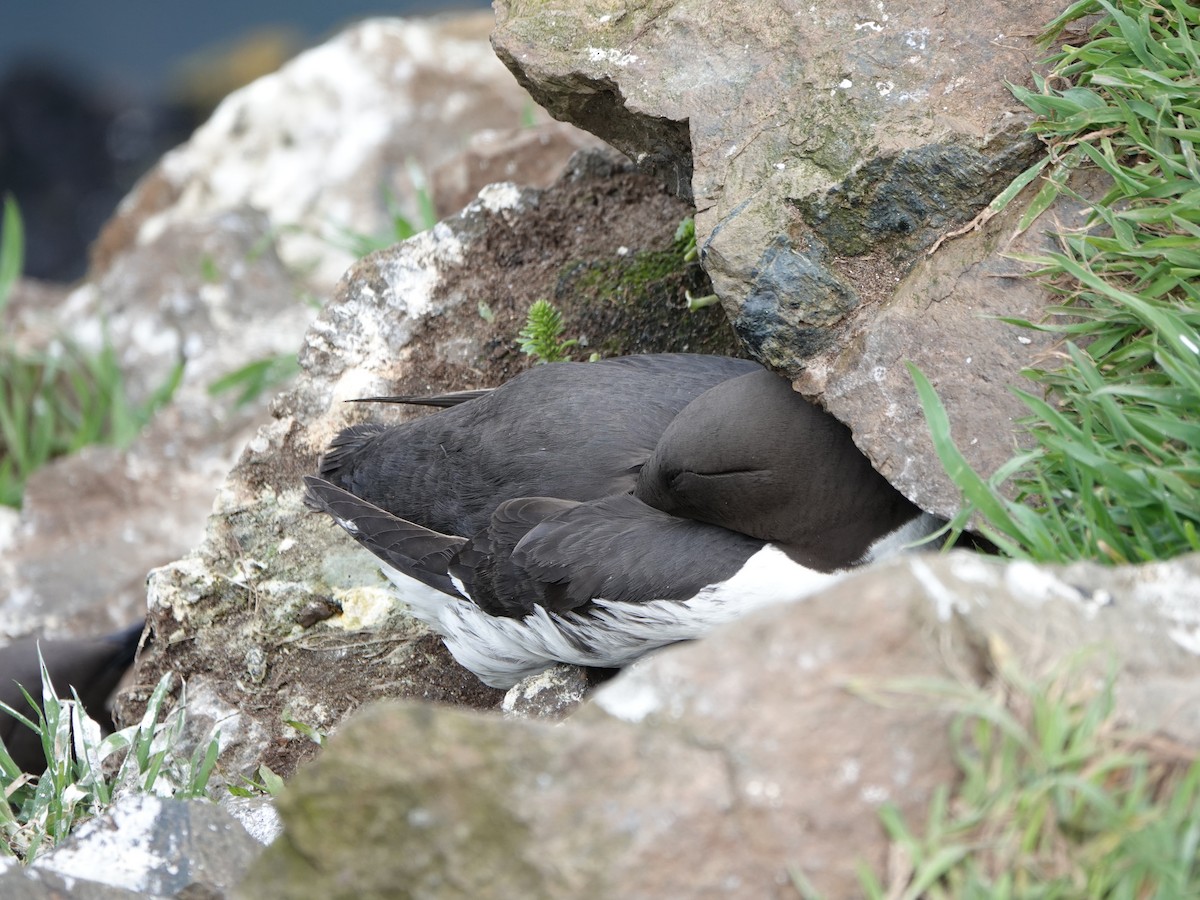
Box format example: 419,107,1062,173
518,300,578,364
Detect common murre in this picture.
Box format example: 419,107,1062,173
305,355,945,688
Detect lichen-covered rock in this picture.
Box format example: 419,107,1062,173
502,665,590,720
15,796,263,898
0,209,308,639
94,14,570,294
238,551,1200,898
492,0,1081,514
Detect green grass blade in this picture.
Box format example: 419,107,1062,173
0,195,24,315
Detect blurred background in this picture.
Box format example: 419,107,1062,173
0,0,490,283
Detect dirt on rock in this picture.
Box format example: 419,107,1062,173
390,151,745,397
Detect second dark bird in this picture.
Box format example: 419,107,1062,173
0,622,144,774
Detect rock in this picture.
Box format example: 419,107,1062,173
0,14,600,642
126,145,742,779
92,14,578,295
430,122,608,219
795,169,1104,518
935,552,1200,746
491,0,1083,514
0,209,308,639
501,665,589,720
237,552,1200,898
0,865,144,900
7,795,264,898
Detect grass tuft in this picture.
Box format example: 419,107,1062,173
331,167,439,259
674,216,699,263
914,0,1200,564
849,660,1200,899
0,196,23,308
0,196,182,508
0,656,220,864
207,354,301,408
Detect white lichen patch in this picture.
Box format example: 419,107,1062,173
328,366,390,409
474,181,525,213
1129,561,1200,653
221,797,283,845
503,667,566,705
744,779,783,807
378,226,462,323
0,505,19,555
1003,561,1082,607
911,558,969,622
949,553,999,585
585,47,639,67
904,27,930,51
861,784,890,804
1168,626,1200,656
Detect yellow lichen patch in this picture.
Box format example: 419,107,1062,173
329,586,398,630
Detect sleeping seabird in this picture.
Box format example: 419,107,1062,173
305,354,944,688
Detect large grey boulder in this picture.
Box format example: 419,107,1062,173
236,551,1200,899
492,0,1084,514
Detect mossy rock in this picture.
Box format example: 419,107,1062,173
554,248,744,359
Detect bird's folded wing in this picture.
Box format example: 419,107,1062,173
303,476,466,596
508,494,765,610
345,389,494,408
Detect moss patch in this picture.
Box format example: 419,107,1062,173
556,248,741,358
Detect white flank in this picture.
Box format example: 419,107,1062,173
384,545,841,688
860,511,944,564
380,565,460,628
381,511,948,689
